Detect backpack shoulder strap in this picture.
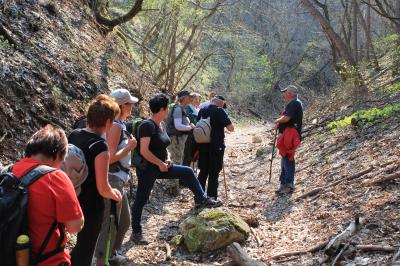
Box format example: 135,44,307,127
19,165,56,188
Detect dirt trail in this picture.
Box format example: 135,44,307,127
119,119,399,265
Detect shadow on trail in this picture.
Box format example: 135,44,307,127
263,194,293,222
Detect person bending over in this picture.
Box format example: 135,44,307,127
130,93,222,245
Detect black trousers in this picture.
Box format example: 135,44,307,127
70,209,103,266
182,134,197,167
197,145,225,199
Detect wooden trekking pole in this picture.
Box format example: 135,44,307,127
268,129,278,183
222,162,228,200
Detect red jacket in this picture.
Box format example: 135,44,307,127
276,127,301,160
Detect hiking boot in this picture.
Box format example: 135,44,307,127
130,232,149,245
275,186,290,195
196,197,223,209
109,250,128,264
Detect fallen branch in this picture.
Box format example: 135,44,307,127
271,239,329,260
296,187,323,200
369,171,400,185
325,217,366,257
296,167,374,200
165,243,171,261
393,247,400,263
307,240,330,252
331,244,349,266
227,242,265,266
271,251,306,260
0,22,18,47
250,228,262,247
0,131,8,143
356,245,396,253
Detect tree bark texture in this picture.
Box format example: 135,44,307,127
300,0,356,66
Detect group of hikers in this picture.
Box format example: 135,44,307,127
0,85,303,266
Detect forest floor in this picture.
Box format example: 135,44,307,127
116,116,400,266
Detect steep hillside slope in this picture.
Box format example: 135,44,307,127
0,0,155,163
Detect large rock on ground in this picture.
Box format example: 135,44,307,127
180,207,250,252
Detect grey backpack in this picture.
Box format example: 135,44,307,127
193,117,211,143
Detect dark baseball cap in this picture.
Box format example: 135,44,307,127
213,95,226,101
177,90,191,98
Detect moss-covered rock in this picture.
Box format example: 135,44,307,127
180,207,250,252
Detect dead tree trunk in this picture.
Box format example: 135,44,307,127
90,0,144,30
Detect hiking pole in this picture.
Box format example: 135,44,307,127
222,162,228,200
268,129,278,183
104,200,119,266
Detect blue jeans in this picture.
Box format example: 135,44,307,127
279,156,295,186
131,164,207,233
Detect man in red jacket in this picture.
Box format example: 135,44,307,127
275,85,303,194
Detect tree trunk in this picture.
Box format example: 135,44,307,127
396,0,400,34
352,0,358,63
300,0,356,66
167,20,177,93
355,0,380,70
90,0,144,30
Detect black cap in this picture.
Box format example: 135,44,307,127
213,95,226,101
177,90,190,98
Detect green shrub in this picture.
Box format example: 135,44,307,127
387,82,400,93
328,103,400,132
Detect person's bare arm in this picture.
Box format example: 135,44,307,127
226,124,234,132
95,151,122,202
64,217,84,234
140,137,168,172
107,124,136,164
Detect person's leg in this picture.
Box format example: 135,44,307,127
71,210,103,266
160,165,206,204
131,168,157,234
165,135,187,195
111,178,131,252
279,156,287,189
197,146,210,191
94,197,112,264
286,158,296,189
182,134,194,166
95,175,123,264
207,147,224,199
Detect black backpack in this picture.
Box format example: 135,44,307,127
73,115,87,129
130,119,157,170
0,165,66,266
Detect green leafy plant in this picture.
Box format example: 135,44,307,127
328,103,400,132
386,82,400,93
0,36,12,49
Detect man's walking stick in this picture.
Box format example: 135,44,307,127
222,162,228,200
268,129,278,183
